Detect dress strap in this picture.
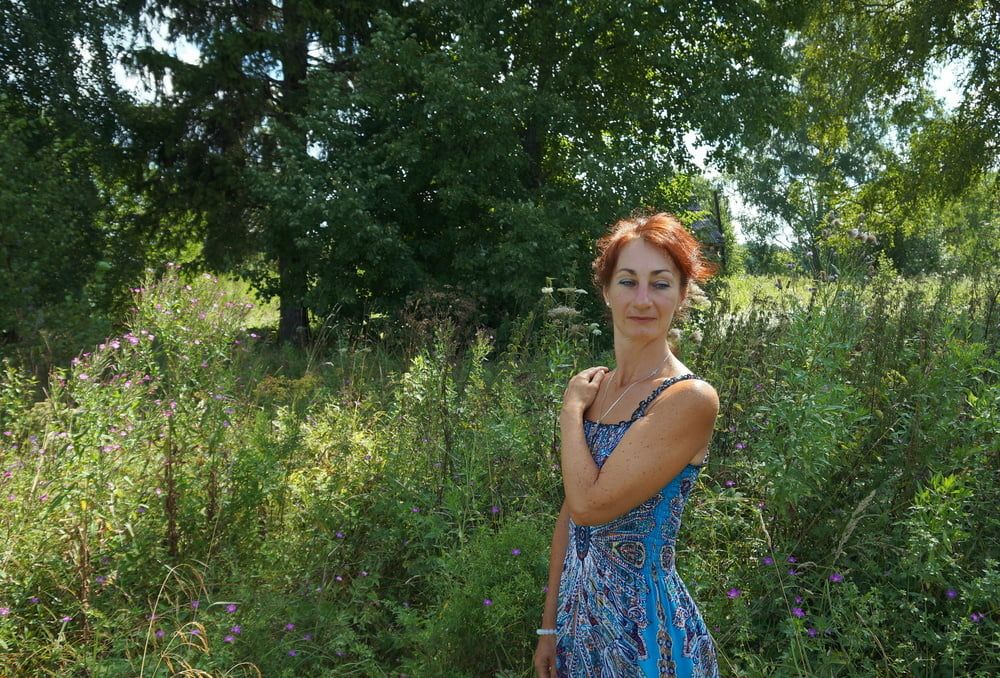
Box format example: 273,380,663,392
628,373,700,422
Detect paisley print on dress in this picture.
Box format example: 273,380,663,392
555,374,720,678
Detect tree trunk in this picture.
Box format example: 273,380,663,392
277,0,311,345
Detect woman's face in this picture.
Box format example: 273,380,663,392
603,238,686,343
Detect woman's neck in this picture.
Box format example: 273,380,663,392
610,339,673,387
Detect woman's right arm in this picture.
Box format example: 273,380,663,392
534,498,570,677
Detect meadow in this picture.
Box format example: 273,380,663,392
1,262,998,677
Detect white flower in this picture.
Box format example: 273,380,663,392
591,328,602,336
574,289,588,295
547,305,580,319
691,330,703,343
541,287,554,295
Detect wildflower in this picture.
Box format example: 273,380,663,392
411,507,420,513
78,374,90,380
230,625,242,634
807,627,817,637
483,599,493,606
61,615,73,623
189,628,201,636
303,633,313,641
792,607,805,618
288,649,298,657
795,596,803,604
541,287,554,294
945,588,957,599
95,575,106,585
284,622,295,631
155,628,164,638
547,305,579,319
788,568,799,576
29,597,39,604
335,575,343,582
762,556,774,566
335,531,345,539
226,604,238,614
724,480,735,488
726,588,741,599
829,572,843,583
787,555,797,563
39,494,48,502
735,442,746,450
490,505,500,515
224,634,235,643
0,607,9,616
190,600,200,610
360,571,369,577
6,494,14,501
970,612,985,623
511,548,521,556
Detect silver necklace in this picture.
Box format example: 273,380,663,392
587,354,671,447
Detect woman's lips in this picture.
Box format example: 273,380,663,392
629,316,655,322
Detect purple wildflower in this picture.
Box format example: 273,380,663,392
792,607,805,618
288,649,298,657
970,612,985,623
787,555,797,563
226,603,238,613
726,588,741,599
0,607,10,616
190,599,200,610
829,572,843,583
230,625,242,634
945,588,957,600
284,622,295,631
155,628,165,638
724,480,735,488
411,507,420,513
490,505,500,515
735,442,746,450
61,615,73,623
224,635,235,643
483,599,493,606
762,556,774,566
807,627,817,637
511,548,521,556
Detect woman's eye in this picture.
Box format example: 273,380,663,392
655,282,671,289
618,279,635,286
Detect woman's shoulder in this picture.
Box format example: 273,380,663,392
649,373,718,415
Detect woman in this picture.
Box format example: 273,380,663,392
533,213,721,677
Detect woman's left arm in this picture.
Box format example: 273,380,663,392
560,378,718,526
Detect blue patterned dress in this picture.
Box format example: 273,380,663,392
555,373,720,677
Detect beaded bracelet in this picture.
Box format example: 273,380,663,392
536,628,557,636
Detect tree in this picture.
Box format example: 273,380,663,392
122,0,804,340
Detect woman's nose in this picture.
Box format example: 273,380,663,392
635,284,651,304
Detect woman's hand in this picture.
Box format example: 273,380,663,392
562,366,609,416
533,635,558,677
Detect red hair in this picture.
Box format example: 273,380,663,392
591,212,718,294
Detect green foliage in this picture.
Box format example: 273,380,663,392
3,266,1000,675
